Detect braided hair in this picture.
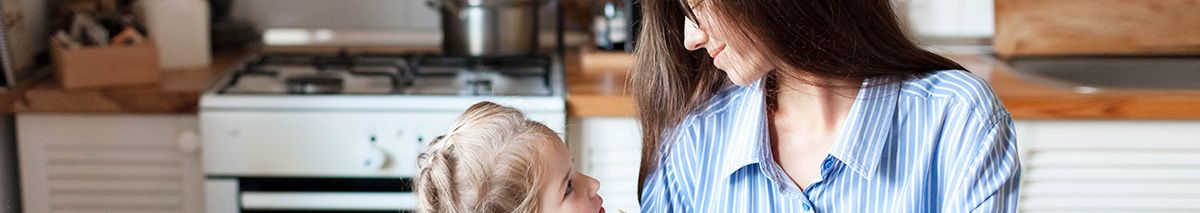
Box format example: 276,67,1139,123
414,101,559,213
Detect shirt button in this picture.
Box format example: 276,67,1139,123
802,203,811,211
822,159,834,170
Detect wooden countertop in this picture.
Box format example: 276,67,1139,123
566,50,636,117
565,50,1200,119
0,46,440,114
957,55,1200,119
7,47,1198,118
0,52,248,114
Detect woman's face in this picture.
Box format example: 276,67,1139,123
538,140,605,213
683,2,774,86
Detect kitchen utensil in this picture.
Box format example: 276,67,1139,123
52,31,81,49
68,13,108,47
428,0,542,57
110,27,146,46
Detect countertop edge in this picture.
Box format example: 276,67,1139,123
566,52,1200,120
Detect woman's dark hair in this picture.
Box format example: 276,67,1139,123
632,0,966,197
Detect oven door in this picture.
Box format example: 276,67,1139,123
207,177,415,213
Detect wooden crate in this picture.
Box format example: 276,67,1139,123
50,39,161,89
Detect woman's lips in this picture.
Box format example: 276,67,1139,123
709,44,725,58
709,44,725,68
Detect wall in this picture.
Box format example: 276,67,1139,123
230,0,439,31
901,0,993,39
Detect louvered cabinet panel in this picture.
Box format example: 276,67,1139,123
567,117,641,212
1017,121,1200,213
17,114,202,213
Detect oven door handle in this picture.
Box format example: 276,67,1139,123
240,192,416,211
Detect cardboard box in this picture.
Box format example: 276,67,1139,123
50,39,161,89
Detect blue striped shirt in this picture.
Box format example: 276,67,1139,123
641,70,1020,212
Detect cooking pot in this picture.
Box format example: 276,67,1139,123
428,0,542,57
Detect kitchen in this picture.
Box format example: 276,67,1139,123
0,0,1198,212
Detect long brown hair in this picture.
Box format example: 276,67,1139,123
632,0,966,197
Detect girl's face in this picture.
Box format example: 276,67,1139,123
539,140,605,213
683,2,774,86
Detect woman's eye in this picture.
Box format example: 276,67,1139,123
564,180,573,196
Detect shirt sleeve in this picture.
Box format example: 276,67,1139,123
964,116,1022,213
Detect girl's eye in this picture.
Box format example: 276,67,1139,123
564,180,574,196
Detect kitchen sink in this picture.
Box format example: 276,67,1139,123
1003,56,1200,91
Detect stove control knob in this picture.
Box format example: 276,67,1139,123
363,146,388,170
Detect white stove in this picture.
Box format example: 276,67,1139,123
199,51,566,212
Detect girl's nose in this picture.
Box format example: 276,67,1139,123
581,173,601,197
683,18,707,51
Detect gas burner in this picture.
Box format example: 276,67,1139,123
287,75,344,94
414,55,551,77
220,53,410,95
455,71,498,96
218,53,553,96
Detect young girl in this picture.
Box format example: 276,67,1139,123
415,101,607,213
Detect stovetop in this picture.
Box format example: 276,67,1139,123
217,52,554,96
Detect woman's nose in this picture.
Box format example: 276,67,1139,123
683,18,707,51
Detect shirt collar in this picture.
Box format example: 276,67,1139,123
716,79,769,179
828,77,902,179
716,76,902,180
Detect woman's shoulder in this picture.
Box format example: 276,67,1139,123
901,70,994,99
662,82,764,151
898,69,1009,124
680,82,761,126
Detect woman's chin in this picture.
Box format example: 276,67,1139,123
730,79,754,86
719,71,746,86
721,67,769,86
726,73,761,86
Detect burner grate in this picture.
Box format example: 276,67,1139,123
218,52,554,96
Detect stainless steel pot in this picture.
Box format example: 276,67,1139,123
429,0,542,57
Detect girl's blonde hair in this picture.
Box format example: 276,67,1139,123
415,101,559,213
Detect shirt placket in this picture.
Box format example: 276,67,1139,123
760,157,841,213
799,156,841,213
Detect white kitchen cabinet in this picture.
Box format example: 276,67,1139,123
1015,120,1200,212
17,114,203,213
566,117,642,212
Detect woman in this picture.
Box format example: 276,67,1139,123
633,0,1019,212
